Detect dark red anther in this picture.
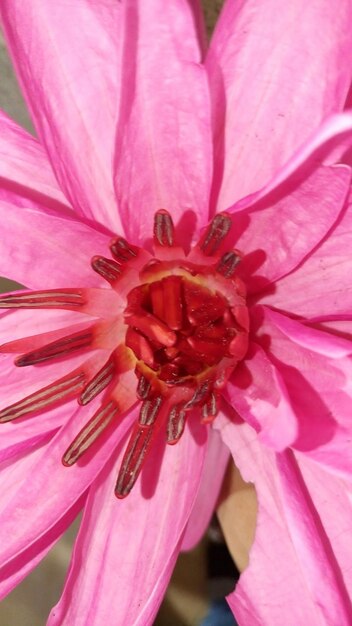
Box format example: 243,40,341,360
115,424,154,498
0,372,85,422
125,327,157,369
201,392,218,423
167,405,186,444
15,328,94,367
91,256,122,284
185,380,210,409
0,289,85,309
125,312,176,347
63,400,119,466
200,213,232,256
183,282,227,326
79,356,116,405
150,280,165,321
110,237,138,262
216,251,241,278
136,374,151,400
154,209,174,247
138,396,162,426
162,276,183,330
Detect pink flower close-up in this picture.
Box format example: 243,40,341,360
0,0,352,624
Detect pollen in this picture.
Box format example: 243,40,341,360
0,210,249,498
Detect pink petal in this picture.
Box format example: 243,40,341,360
0,110,70,210
261,199,352,318
0,352,82,462
0,402,136,575
0,201,111,289
216,416,352,626
255,307,352,477
0,494,84,601
226,342,298,450
182,427,230,550
113,0,212,245
227,111,352,214
0,1,123,232
48,420,208,625
233,165,350,292
207,0,352,211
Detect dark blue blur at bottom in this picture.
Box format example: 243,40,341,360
200,599,238,626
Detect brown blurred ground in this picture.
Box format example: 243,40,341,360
0,3,227,626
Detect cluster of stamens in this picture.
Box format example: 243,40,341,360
0,210,249,497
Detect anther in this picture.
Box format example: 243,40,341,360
91,256,122,284
200,213,232,255
15,328,93,367
0,289,85,309
154,209,174,247
216,251,241,278
184,380,210,409
0,372,85,422
79,356,116,405
166,405,186,444
201,392,218,423
115,424,154,498
110,237,138,262
136,374,151,400
63,400,119,466
138,396,162,426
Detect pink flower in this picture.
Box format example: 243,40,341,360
0,1,352,625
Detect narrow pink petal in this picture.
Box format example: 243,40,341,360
0,353,81,462
215,416,352,625
226,342,298,450
233,165,350,292
261,199,352,318
0,201,111,289
113,0,212,244
48,421,208,626
255,307,352,477
0,495,84,601
264,308,352,358
228,111,352,214
0,1,123,232
207,0,352,211
182,427,230,550
0,309,92,345
0,110,70,210
0,403,136,572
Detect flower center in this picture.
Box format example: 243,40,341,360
124,265,248,420
0,210,249,497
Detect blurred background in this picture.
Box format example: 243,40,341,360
0,2,243,624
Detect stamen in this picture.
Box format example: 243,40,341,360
62,400,119,466
125,312,176,347
200,213,232,255
79,356,116,405
91,256,122,284
136,374,151,400
216,251,241,278
201,392,218,423
0,372,85,422
15,328,93,367
138,396,162,426
166,405,186,444
185,380,210,409
0,289,85,309
110,237,138,262
115,424,154,498
154,209,174,247
125,327,156,369
162,276,183,330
